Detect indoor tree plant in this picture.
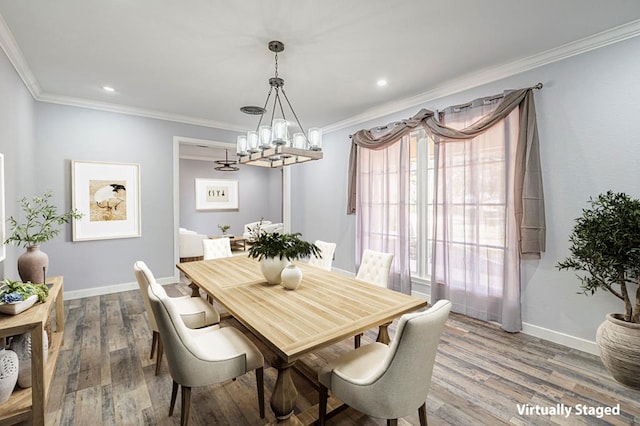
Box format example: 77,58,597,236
557,190,640,389
4,190,83,284
248,227,321,288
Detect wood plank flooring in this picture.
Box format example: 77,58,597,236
44,284,640,425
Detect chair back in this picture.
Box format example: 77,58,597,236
202,237,232,260
146,281,249,387
356,249,393,287
134,261,159,332
308,240,336,271
360,300,451,418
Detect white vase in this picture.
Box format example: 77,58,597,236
10,332,48,389
281,265,303,290
0,348,18,404
260,257,289,284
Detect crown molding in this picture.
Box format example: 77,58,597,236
0,13,41,98
323,19,640,133
36,92,247,132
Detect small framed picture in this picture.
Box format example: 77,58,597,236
195,179,239,210
72,160,141,241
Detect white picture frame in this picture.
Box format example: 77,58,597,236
195,178,239,211
72,160,141,241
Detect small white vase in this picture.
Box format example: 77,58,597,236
260,257,289,285
281,264,303,290
0,348,18,404
10,332,48,388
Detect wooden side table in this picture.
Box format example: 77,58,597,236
0,276,64,425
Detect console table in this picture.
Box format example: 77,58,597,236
0,276,64,425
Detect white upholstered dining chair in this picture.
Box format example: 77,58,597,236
202,237,233,260
318,299,451,426
133,261,220,375
308,240,337,271
354,249,394,347
147,280,265,426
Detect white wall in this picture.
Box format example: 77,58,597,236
292,35,640,349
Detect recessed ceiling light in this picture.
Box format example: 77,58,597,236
377,79,388,87
102,86,115,92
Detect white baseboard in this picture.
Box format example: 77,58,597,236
521,322,599,356
63,276,176,300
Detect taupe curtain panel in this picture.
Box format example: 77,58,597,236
348,85,545,257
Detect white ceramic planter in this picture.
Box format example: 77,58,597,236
10,332,49,388
596,313,640,389
281,265,303,290
0,349,18,403
260,257,289,285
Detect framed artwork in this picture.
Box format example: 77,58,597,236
72,160,141,241
195,178,239,210
0,153,4,261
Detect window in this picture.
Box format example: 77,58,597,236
409,129,434,280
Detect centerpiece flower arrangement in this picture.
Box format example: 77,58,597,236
0,279,49,304
218,224,231,235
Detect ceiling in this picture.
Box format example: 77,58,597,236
1,1,640,138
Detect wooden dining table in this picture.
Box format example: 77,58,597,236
177,255,427,425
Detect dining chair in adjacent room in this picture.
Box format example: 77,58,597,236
354,249,394,347
308,240,337,271
202,237,233,260
133,261,220,375
318,300,452,426
147,280,265,426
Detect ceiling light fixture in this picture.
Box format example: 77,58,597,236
102,86,115,92
236,40,323,168
377,79,388,87
214,149,239,171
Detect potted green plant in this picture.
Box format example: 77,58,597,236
218,224,231,236
248,228,320,287
4,190,83,284
557,190,640,389
0,279,49,315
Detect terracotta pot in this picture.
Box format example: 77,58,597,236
260,257,289,285
17,245,49,284
596,313,640,389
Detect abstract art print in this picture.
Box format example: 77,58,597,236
72,160,141,241
195,178,239,210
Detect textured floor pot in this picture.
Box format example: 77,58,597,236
596,313,640,389
10,332,49,388
260,257,289,285
281,265,303,290
0,349,18,403
17,245,49,284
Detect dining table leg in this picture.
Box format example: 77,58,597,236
269,358,302,425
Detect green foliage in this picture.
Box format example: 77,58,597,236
0,278,49,303
248,228,321,262
4,190,84,248
557,191,640,323
218,224,231,233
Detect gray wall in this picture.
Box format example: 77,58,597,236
0,45,37,278
291,35,640,344
179,158,282,236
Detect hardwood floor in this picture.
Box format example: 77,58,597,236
44,284,640,425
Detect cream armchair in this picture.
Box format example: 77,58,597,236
318,300,451,426
179,228,208,261
147,279,265,426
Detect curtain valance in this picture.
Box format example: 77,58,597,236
347,85,545,256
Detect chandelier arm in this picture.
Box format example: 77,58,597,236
269,88,281,125
256,86,275,131
281,88,309,144
275,89,288,122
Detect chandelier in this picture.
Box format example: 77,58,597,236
214,149,239,171
236,40,323,167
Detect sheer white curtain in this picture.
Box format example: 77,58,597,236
355,136,412,294
432,102,522,331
